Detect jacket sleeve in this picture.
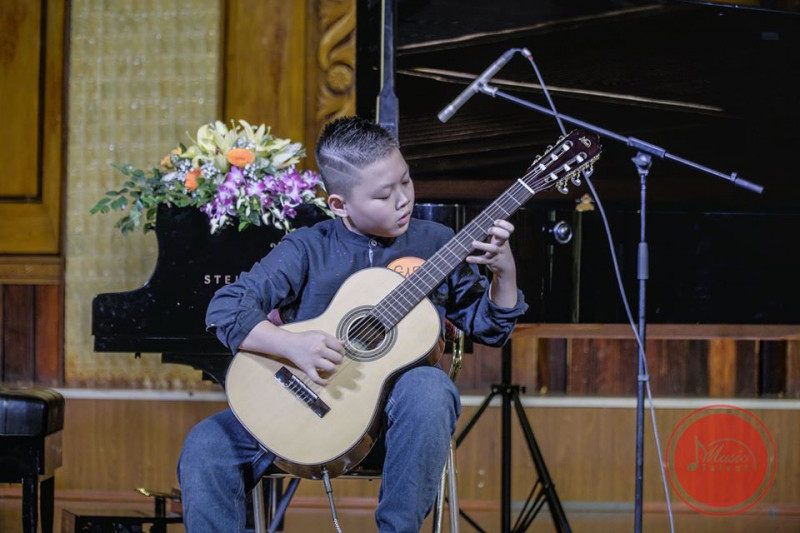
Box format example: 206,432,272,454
205,236,308,354
443,261,528,347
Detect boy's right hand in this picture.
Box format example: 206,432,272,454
283,330,344,385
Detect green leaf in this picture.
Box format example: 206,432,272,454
110,197,128,211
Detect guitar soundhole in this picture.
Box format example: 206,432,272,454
339,306,395,362
348,316,385,350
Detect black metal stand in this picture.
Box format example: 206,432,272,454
632,151,652,533
456,342,571,533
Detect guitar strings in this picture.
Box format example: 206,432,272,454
301,151,589,394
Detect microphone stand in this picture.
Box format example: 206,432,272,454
473,81,763,532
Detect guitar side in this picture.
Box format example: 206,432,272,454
225,267,442,479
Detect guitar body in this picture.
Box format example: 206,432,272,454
226,267,442,479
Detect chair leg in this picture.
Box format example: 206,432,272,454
22,476,37,533
433,464,446,533
252,479,267,533
432,438,459,533
446,441,459,533
40,476,55,533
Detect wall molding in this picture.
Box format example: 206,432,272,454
0,256,62,285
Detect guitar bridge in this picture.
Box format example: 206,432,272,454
275,366,330,418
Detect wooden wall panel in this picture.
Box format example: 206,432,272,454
735,340,759,396
544,338,568,393
760,341,787,396
0,0,41,198
568,338,639,395
708,339,737,397
221,0,356,166
0,0,66,254
684,339,710,395
787,341,800,398
222,0,308,142
646,340,708,396
0,283,62,385
509,332,540,392
35,284,63,384
507,327,799,399
1,285,35,382
0,286,3,376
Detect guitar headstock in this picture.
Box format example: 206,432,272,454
523,129,602,195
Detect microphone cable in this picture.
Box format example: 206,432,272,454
518,47,676,533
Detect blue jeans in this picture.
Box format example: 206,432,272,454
178,366,461,532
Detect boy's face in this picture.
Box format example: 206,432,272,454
329,148,415,239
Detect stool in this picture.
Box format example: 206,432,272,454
0,387,65,533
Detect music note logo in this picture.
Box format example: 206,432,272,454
665,405,776,516
685,436,756,473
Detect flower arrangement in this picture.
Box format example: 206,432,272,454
90,120,332,234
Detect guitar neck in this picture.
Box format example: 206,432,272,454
373,182,534,328
370,129,602,329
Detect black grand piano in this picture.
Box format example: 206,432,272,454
93,1,800,386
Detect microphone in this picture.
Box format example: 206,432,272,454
437,49,518,123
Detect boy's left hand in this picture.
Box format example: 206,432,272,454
466,219,516,279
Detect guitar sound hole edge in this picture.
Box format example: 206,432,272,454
338,305,397,362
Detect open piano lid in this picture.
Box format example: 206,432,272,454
358,0,800,207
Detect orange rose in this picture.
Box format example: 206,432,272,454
227,148,255,168
185,168,201,191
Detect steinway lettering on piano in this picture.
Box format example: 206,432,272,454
204,274,241,286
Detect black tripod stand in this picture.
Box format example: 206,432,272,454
456,341,571,533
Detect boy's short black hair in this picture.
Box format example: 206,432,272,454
315,116,399,196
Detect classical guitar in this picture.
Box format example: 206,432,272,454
226,129,601,479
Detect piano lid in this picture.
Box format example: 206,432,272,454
357,0,800,208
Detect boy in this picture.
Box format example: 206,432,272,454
178,116,527,532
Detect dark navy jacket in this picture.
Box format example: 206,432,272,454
206,217,527,354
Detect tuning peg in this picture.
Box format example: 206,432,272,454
570,172,582,186
581,164,594,179
556,180,570,194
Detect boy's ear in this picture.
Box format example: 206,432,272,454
327,193,348,218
